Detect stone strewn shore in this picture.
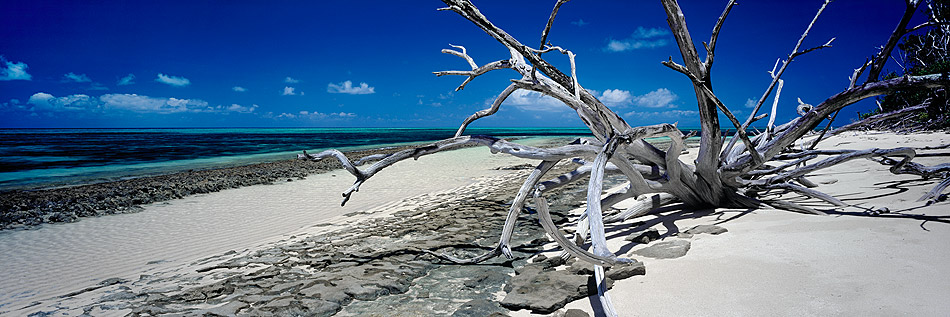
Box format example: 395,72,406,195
0,146,412,230
49,163,642,316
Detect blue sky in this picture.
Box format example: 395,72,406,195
0,1,926,128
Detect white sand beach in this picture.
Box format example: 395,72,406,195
540,131,950,316
1,132,948,316
0,146,535,315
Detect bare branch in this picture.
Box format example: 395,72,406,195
603,193,678,223
300,135,600,205
725,0,833,158
587,139,619,259
745,154,818,176
762,199,828,215
539,0,570,51
831,104,928,136
455,83,519,137
661,0,725,205
724,74,950,176
661,57,696,80
792,37,835,58
760,147,916,185
705,0,738,70
435,160,561,264
433,46,513,91
920,177,950,202
864,0,923,83
849,60,873,89
765,182,847,207
767,79,785,133
533,191,632,267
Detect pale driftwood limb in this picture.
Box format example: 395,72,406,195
763,199,828,215
587,139,617,258
594,265,618,317
704,0,738,70
533,189,623,317
299,149,364,185
603,193,678,223
435,160,560,264
765,182,847,207
849,60,873,89
795,176,819,188
919,177,950,202
300,135,600,205
864,0,923,83
532,192,631,267
809,106,846,150
433,46,512,92
661,0,725,206
917,143,950,151
353,153,389,165
723,74,950,177
797,98,814,116
758,147,916,185
724,0,833,159
455,83,518,137
746,155,818,176
539,0,569,51
660,58,762,165
877,158,950,178
767,78,784,133
773,149,853,160
831,104,928,136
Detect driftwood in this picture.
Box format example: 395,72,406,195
298,0,950,314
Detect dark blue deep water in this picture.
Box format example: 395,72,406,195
0,128,597,190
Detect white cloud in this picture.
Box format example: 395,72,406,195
624,109,699,119
117,73,136,86
502,89,567,112
633,88,678,108
100,94,208,113
22,92,251,115
599,89,633,107
232,86,247,92
282,86,297,95
605,27,670,52
744,98,757,108
284,76,300,84
155,73,191,87
27,92,97,111
225,103,257,113
0,56,31,81
279,111,356,120
63,72,91,83
327,80,375,95
572,19,589,27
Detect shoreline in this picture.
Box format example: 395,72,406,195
1,131,947,316
0,144,451,230
0,144,556,315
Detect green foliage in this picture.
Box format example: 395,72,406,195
870,0,950,130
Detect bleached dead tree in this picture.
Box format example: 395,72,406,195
300,0,950,314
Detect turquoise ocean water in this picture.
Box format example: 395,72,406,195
0,128,604,190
